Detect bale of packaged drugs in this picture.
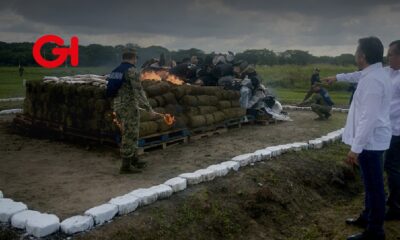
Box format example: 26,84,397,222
198,106,218,115
187,115,206,128
204,114,215,125
217,101,231,109
22,77,246,140
197,95,218,106
171,85,191,99
180,95,198,107
145,82,171,97
156,119,173,132
139,122,159,137
162,92,177,104
212,111,226,123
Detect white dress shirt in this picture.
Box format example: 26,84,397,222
337,66,400,136
336,63,392,153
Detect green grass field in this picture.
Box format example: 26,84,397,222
0,65,353,107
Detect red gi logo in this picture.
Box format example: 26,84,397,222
33,34,79,68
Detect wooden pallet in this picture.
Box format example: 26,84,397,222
137,136,188,155
13,114,117,145
254,117,285,125
189,127,228,141
189,122,228,140
224,117,243,129
240,115,256,126
138,128,189,147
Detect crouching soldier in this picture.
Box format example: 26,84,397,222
299,84,334,120
107,50,159,174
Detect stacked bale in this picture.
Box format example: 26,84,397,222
173,86,245,129
24,79,116,134
23,76,246,139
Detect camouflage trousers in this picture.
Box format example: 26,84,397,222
114,101,140,159
311,104,331,118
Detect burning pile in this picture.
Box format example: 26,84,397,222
22,73,245,139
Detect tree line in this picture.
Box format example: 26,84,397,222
0,41,356,67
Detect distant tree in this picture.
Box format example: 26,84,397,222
0,41,355,67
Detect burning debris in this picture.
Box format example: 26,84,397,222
140,70,185,85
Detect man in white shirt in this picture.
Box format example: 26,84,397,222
323,37,393,240
325,40,400,223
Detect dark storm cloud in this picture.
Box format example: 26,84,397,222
1,0,399,55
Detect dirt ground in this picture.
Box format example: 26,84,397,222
0,111,347,220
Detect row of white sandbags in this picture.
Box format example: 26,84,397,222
0,127,344,237
63,131,346,235
0,97,25,102
60,161,241,235
0,192,60,238
0,109,23,116
308,128,344,149
283,105,349,113
43,75,108,86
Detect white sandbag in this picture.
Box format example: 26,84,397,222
59,76,74,81
43,76,59,81
231,153,254,166
109,195,140,215
0,198,27,223
309,139,323,149
164,177,187,192
179,172,203,185
0,97,25,102
60,215,94,235
265,146,282,157
321,136,333,144
25,213,60,238
0,109,23,115
280,144,293,153
129,188,158,206
194,169,217,182
207,164,229,177
341,109,349,113
220,161,240,172
253,149,272,161
11,210,41,229
149,184,173,199
84,204,118,225
291,143,303,152
297,142,309,150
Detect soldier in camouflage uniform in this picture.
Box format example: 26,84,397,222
108,50,157,173
299,84,334,120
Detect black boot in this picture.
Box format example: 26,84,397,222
120,158,142,174
131,156,147,169
325,112,331,119
347,231,385,240
346,215,367,228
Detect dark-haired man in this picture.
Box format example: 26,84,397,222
326,37,392,240
107,50,158,174
324,40,400,228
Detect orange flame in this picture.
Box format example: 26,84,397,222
140,70,184,85
112,112,123,132
163,114,176,126
140,71,162,81
166,74,184,85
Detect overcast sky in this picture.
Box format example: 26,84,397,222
0,0,399,56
